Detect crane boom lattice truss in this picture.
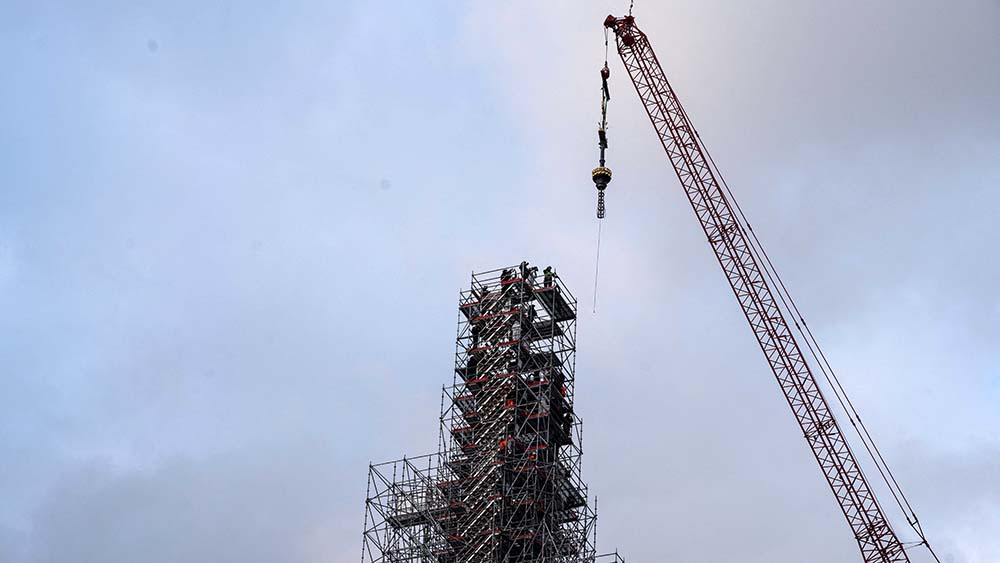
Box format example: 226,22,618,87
604,15,908,563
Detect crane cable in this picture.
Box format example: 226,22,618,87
607,5,937,559
674,95,940,561
593,26,611,314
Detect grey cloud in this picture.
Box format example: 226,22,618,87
464,1,999,562
25,439,355,563
0,1,996,562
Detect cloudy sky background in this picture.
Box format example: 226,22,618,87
1,1,998,562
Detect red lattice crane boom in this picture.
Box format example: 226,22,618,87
603,14,922,563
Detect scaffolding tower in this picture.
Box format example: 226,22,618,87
362,264,622,563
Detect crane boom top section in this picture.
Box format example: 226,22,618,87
603,14,909,563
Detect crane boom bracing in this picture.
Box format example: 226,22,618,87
603,15,910,563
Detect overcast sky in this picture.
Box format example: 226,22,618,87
1,1,998,562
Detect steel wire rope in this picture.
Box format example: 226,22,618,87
625,39,885,536
705,143,917,524
593,26,612,314
672,93,886,471
698,148,906,527
673,95,938,561
608,12,936,560
703,132,917,529
668,81,897,543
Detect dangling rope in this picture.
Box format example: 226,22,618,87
593,220,603,313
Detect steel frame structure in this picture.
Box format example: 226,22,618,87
362,265,620,563
604,14,908,563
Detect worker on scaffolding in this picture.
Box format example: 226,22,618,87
467,349,481,375
524,304,536,325
469,284,486,320
528,369,540,384
499,436,513,453
471,322,482,348
561,411,573,440
519,261,537,282
543,266,558,288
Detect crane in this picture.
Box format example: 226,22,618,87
599,13,939,563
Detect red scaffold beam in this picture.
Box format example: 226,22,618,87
604,14,908,563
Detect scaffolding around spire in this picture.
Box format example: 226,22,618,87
362,264,622,563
